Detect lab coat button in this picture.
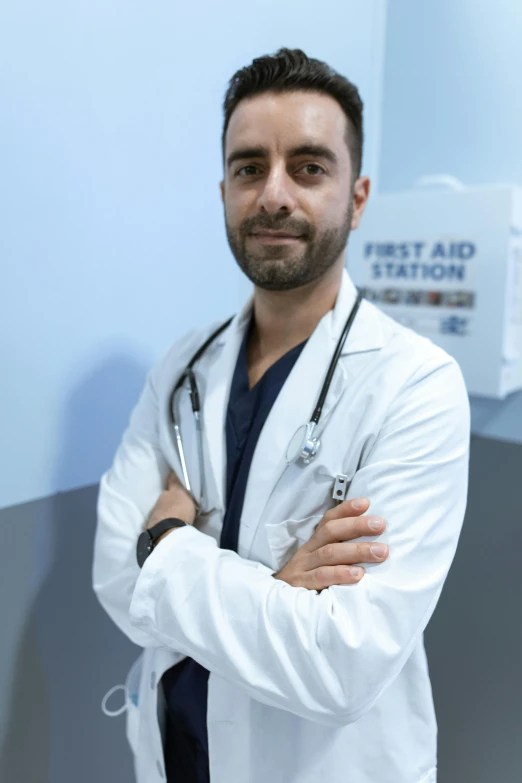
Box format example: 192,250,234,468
156,760,165,778
150,672,156,690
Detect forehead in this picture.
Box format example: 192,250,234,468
225,91,349,157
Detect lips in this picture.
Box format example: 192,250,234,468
251,231,303,238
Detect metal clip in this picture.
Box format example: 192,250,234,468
332,474,350,503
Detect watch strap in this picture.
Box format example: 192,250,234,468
147,517,187,546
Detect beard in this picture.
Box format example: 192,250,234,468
224,199,354,292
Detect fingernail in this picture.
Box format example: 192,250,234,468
371,544,387,558
352,498,367,510
369,519,382,531
350,568,362,578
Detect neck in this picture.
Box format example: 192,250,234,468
249,260,345,362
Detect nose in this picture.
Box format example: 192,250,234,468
257,163,297,215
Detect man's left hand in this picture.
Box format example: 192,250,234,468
146,471,197,542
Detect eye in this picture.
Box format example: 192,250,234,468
236,165,260,177
301,164,325,176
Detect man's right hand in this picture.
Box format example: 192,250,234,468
273,498,388,590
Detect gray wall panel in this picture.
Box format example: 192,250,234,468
0,486,137,783
1,436,520,781
424,435,522,781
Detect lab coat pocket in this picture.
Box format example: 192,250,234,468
265,515,322,572
124,652,144,756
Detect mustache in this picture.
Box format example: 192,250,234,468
241,216,311,238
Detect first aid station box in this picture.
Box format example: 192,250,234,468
348,183,522,398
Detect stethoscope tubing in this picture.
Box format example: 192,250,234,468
168,291,363,500
310,290,363,425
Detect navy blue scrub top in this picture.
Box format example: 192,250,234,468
162,319,308,783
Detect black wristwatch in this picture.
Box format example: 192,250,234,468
136,518,187,568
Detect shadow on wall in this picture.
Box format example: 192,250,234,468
0,354,149,783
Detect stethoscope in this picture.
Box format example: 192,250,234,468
169,290,363,511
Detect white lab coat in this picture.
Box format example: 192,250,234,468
93,269,470,783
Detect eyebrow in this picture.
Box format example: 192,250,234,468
226,143,339,170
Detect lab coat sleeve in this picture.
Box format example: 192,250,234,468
128,356,470,726
92,359,173,649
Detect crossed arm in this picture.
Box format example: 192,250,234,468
145,468,390,590
93,356,470,726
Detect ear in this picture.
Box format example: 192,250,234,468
351,176,371,230
219,180,225,203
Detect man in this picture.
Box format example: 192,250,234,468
93,48,470,783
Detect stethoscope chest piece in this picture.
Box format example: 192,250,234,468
286,421,321,466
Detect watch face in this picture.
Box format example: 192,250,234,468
136,531,153,568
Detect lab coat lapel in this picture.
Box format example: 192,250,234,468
200,298,252,515
238,269,379,557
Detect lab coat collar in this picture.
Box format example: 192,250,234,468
213,267,385,356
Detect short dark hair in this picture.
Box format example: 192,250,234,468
222,47,364,179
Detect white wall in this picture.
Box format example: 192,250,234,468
379,0,522,443
1,0,388,509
